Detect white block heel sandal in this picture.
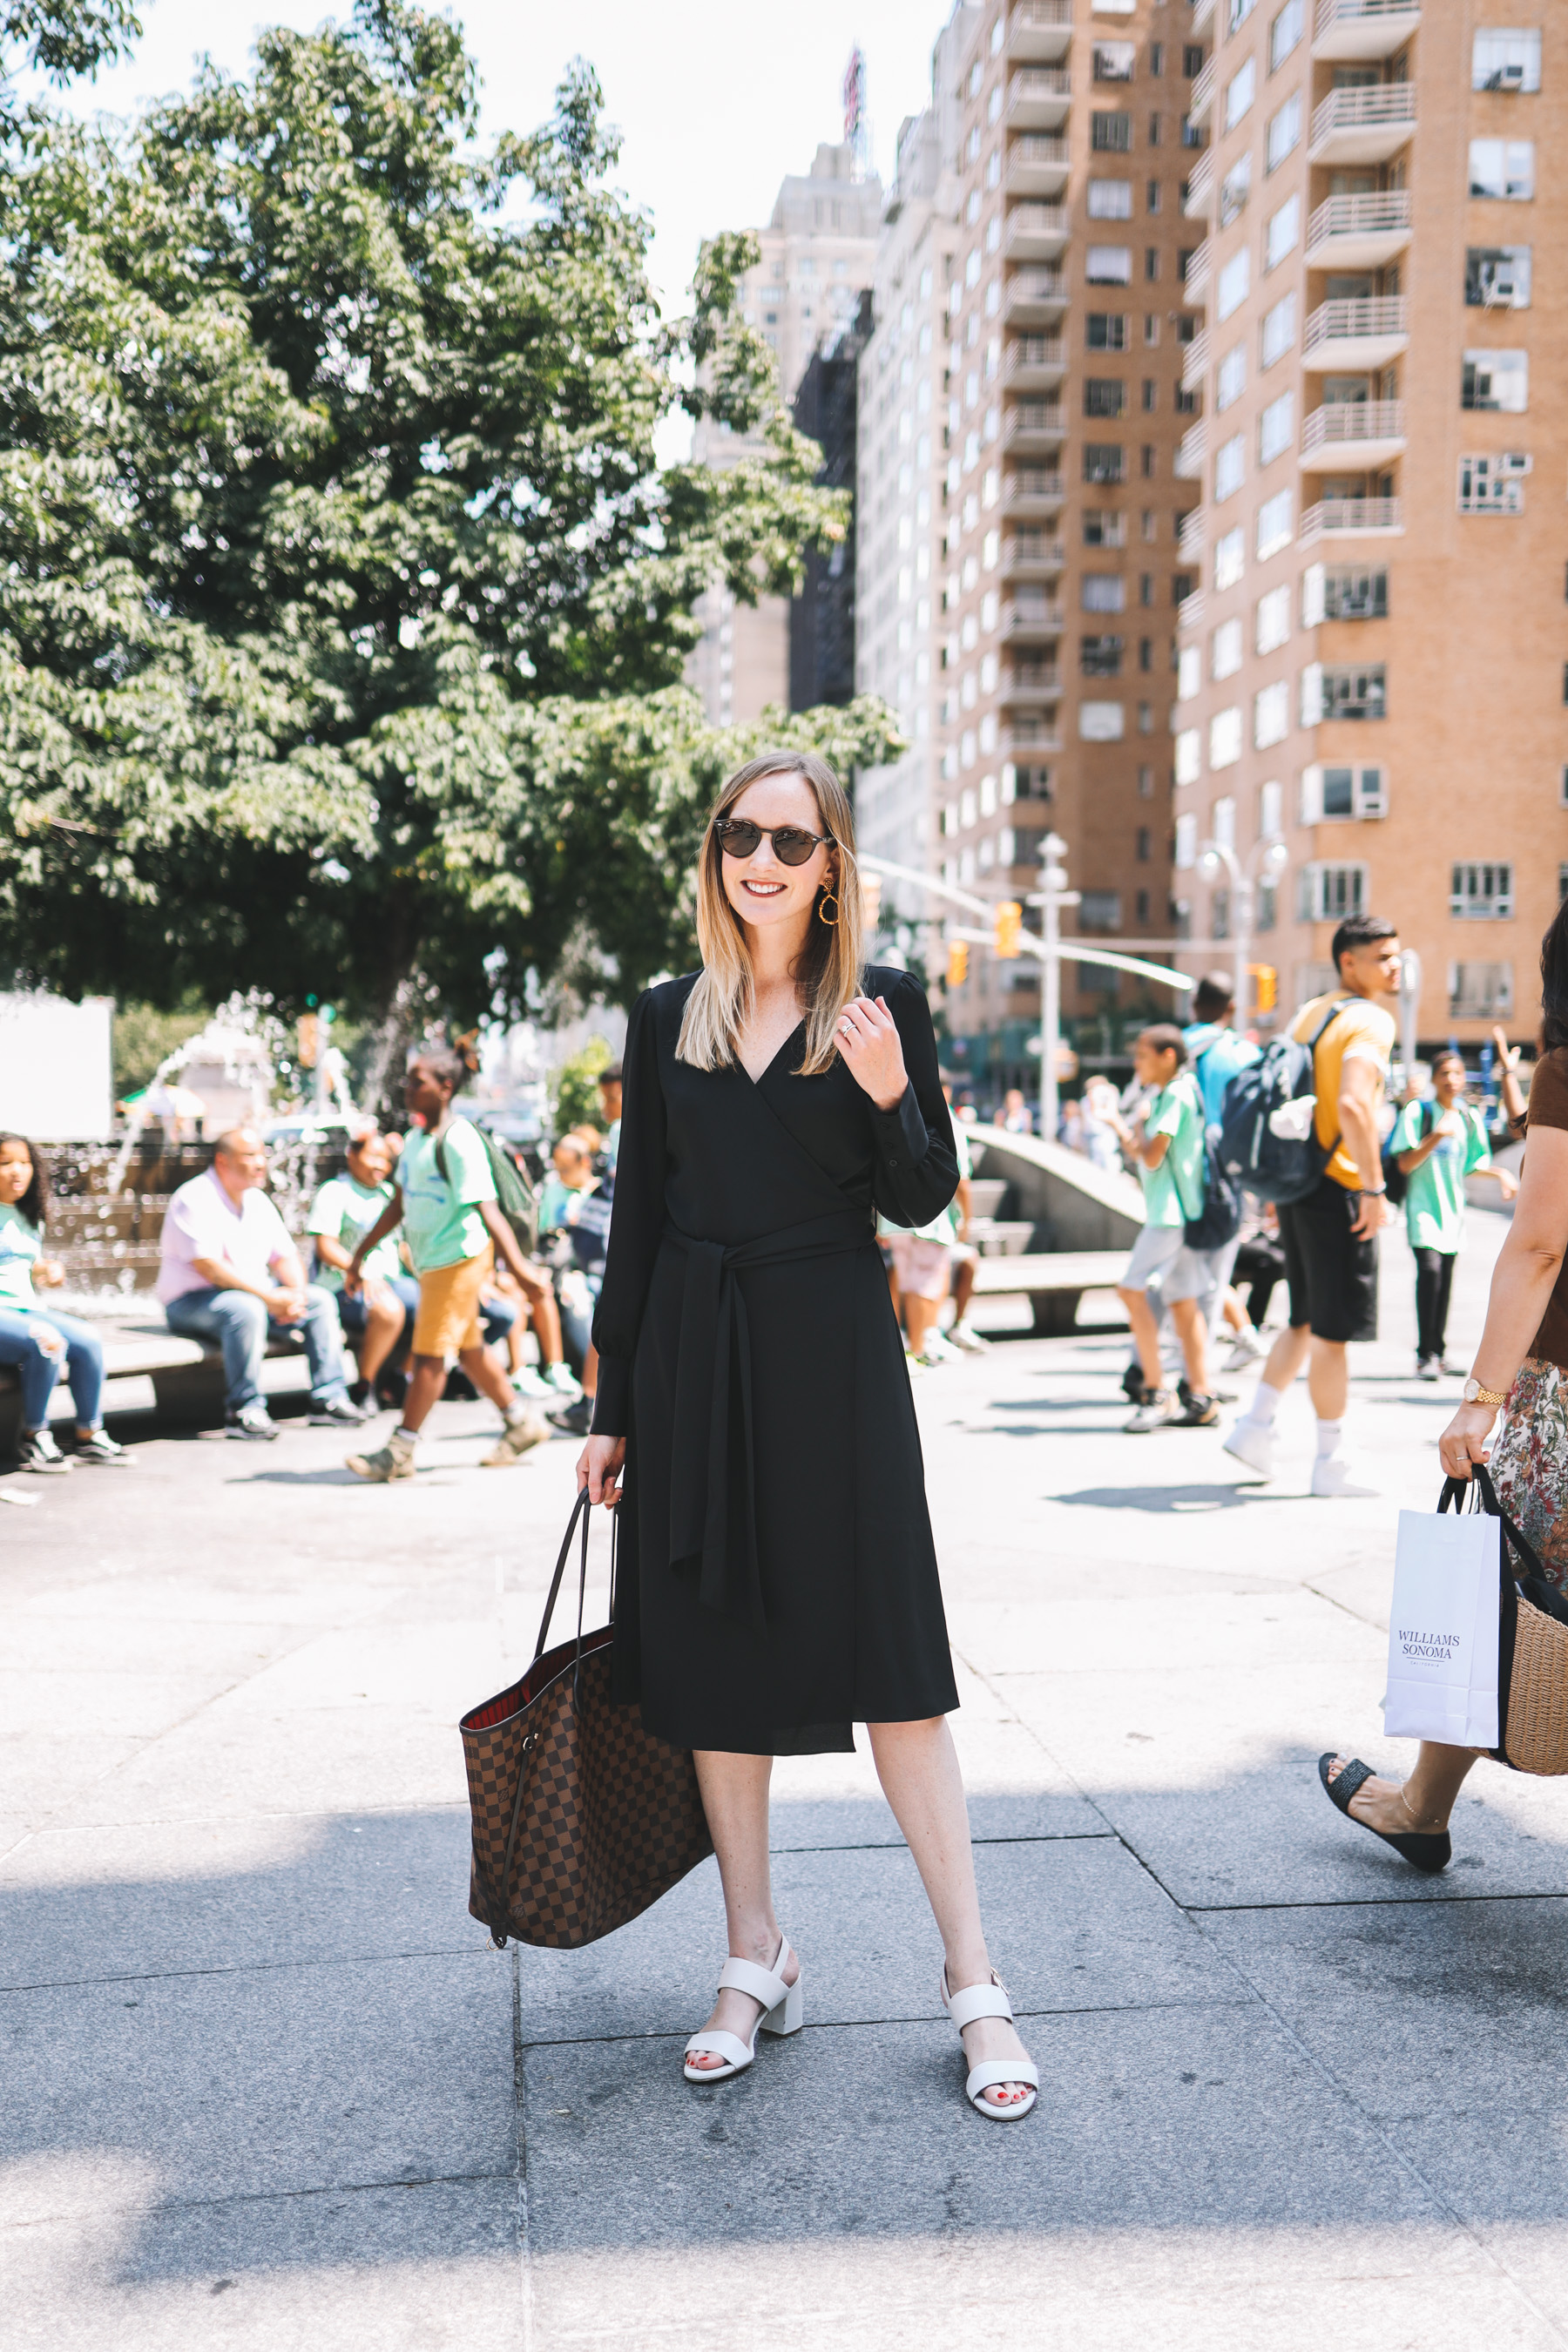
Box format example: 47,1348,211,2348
941,1969,1039,2121
683,1930,803,2083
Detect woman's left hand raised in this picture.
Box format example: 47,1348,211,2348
835,996,908,1112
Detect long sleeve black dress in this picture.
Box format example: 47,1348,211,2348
589,964,962,1755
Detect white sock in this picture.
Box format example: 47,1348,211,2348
392,1426,418,1453
1316,1417,1343,1462
1247,1381,1285,1428
502,1399,528,1426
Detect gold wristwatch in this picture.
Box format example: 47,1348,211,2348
1462,1377,1508,1407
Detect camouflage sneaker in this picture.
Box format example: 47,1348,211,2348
346,1436,416,1483
480,1411,551,1468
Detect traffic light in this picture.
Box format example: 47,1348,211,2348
946,939,970,989
993,900,1023,958
296,1012,319,1068
1249,962,1277,1014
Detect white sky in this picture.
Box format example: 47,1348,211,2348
51,0,958,315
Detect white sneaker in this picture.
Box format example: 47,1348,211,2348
542,1362,582,1399
1224,1330,1267,1370
510,1366,551,1399
1310,1456,1379,1499
1125,1389,1182,1432
921,1331,961,1366
948,1320,990,1354
1222,1417,1275,1481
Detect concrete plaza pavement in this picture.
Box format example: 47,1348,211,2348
6,1209,1568,2349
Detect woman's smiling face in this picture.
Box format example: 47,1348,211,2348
717,770,834,936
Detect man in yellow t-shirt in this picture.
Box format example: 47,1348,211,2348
1223,912,1402,1497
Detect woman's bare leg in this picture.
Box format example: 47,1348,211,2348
1326,1743,1482,1834
686,1751,799,2068
867,1716,1032,2109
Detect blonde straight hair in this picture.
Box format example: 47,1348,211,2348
677,750,864,1078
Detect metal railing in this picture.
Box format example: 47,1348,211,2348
1012,132,1070,165
1004,338,1065,380
1300,496,1403,542
1174,422,1206,477
1011,0,1072,27
1177,588,1206,632
1303,294,1408,354
1301,399,1405,455
1177,510,1206,559
1003,601,1066,634
1189,55,1217,119
1184,152,1215,216
1309,81,1416,149
1315,0,1422,37
1004,537,1066,571
1180,328,1209,385
1183,240,1211,292
1006,268,1069,305
1305,188,1412,252
1004,474,1065,505
1006,203,1070,240
1008,67,1072,104
1006,403,1064,435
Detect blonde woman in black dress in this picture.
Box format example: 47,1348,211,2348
577,751,1036,2120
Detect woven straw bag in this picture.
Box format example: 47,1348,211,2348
1460,1464,1568,1776
459,1490,713,1948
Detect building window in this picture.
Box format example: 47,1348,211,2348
1466,247,1532,308
1462,350,1529,411
1084,444,1127,483
1268,0,1304,71
1301,764,1387,821
1080,634,1125,675
1147,178,1162,212
1260,294,1296,369
1212,616,1244,679
1140,444,1157,478
1214,432,1246,502
1217,250,1251,322
1257,882,1278,932
1079,700,1126,740
1265,194,1300,273
1084,510,1127,545
1142,378,1158,412
1225,57,1256,132
1309,564,1389,622
1088,177,1134,220
1220,154,1251,227
1215,343,1247,411
1450,963,1514,1018
1174,727,1201,785
1087,245,1134,284
1260,779,1284,839
1472,29,1541,94
1175,814,1198,869
1256,487,1293,560
1256,583,1291,652
1146,247,1161,282
1451,862,1515,921
1136,828,1152,862
1083,574,1127,612
1079,891,1122,932
1085,378,1127,418
1150,41,1165,78
1254,679,1290,748
1086,314,1130,354
1469,139,1535,201
1214,524,1245,591
1258,390,1294,465
1300,862,1368,923
1266,91,1302,172
1184,44,1205,78
1092,112,1133,152
1458,451,1531,514
1210,706,1243,768
1319,665,1387,721
1094,40,1137,81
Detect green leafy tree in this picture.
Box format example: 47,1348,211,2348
550,1037,612,1139
0,3,899,1038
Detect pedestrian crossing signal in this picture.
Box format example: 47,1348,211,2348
947,939,970,989
993,901,1023,959
1249,962,1277,1013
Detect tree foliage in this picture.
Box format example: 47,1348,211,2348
0,2,901,1026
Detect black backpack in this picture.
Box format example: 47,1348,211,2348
1218,999,1354,1205
1381,1098,1438,1209
1184,1122,1243,1251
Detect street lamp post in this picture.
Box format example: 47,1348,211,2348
1195,836,1289,1031
1025,832,1077,1144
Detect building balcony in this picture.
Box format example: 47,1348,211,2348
1000,727,1064,759
1004,267,1070,325
1005,202,1070,261
1180,328,1209,390
1308,80,1416,166
1174,421,1206,479
1004,402,1065,453
1313,0,1423,64
1304,187,1413,269
1300,496,1404,544
1300,398,1407,470
1182,240,1211,305
1188,54,1217,126
1002,537,1066,579
1183,152,1214,222
1004,337,1066,390
1007,0,1072,64
1177,588,1206,632
1004,669,1063,704
1303,294,1409,368
1003,599,1065,640
1177,509,1205,561
1004,471,1065,517
1006,67,1071,130
1006,135,1069,199
1191,0,1216,30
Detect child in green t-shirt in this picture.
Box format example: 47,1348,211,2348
1391,1050,1517,1377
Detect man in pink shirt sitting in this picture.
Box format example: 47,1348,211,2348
158,1128,362,1441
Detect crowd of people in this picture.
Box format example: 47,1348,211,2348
2,1051,626,1483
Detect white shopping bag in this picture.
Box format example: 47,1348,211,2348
1383,1504,1500,1747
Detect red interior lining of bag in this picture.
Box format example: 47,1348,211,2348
459,1625,615,1735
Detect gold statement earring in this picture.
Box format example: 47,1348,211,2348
817,882,841,926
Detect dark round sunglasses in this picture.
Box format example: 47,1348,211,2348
713,817,835,867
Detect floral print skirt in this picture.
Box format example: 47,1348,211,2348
1491,1357,1568,1593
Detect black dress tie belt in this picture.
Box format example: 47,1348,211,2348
664,1207,875,1630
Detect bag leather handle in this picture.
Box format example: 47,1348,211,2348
1438,1462,1550,1586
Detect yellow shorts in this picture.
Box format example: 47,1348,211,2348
411,1247,493,1358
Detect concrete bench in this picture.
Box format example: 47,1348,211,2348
0,1319,314,1456
969,1249,1129,1335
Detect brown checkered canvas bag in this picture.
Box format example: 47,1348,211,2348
460,1490,713,1948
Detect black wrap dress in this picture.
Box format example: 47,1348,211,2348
589,965,962,1755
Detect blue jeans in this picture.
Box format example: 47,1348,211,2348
166,1285,348,1412
0,1307,105,1431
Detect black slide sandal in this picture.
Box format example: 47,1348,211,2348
1318,1754,1451,1875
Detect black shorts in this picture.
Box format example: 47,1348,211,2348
1277,1176,1379,1345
